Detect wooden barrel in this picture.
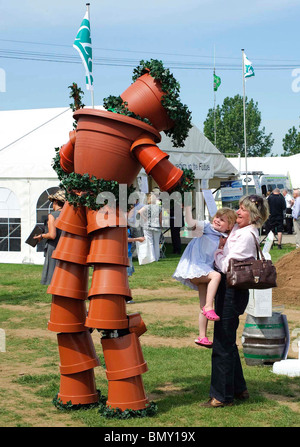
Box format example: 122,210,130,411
242,312,286,366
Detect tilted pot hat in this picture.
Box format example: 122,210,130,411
48,189,66,203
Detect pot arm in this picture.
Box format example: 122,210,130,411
130,134,183,192
128,312,147,337
59,130,76,173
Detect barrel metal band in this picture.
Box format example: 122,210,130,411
244,323,284,329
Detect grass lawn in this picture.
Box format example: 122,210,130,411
0,243,299,428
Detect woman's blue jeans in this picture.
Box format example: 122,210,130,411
210,273,249,403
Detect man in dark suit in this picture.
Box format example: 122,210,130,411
266,188,286,249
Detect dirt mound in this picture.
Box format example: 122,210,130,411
272,249,300,306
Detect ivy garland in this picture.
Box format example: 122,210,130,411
52,148,135,211
53,391,101,411
98,397,158,419
53,147,195,209
103,95,152,126
172,168,195,195
53,392,158,419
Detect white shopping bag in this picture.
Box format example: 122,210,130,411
136,238,155,265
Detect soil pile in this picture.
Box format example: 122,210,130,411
273,249,300,306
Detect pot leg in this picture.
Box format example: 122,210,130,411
48,222,99,406
87,221,150,412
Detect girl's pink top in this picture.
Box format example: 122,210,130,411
214,224,259,274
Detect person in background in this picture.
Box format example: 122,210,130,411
127,226,145,277
127,200,145,258
169,201,184,255
265,188,286,249
292,189,300,249
34,189,65,285
202,194,269,407
127,226,145,304
137,192,162,262
266,190,272,199
282,189,294,235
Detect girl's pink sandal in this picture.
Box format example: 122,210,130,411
202,307,220,321
194,336,213,348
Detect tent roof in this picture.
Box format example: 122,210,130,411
227,155,300,189
158,125,238,179
0,107,76,178
0,107,238,180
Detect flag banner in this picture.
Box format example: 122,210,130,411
214,73,221,91
73,11,93,90
243,53,255,79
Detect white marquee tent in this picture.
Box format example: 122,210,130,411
227,155,300,190
0,107,238,265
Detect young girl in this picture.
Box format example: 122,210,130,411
173,207,236,347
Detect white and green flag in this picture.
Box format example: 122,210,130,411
73,10,93,91
243,53,255,79
213,73,221,91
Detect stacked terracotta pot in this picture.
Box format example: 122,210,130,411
47,205,100,405
48,76,184,411
86,209,149,411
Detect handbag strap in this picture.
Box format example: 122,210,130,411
251,232,265,260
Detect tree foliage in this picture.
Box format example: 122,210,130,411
282,125,300,156
203,94,274,156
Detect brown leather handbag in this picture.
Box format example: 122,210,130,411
226,233,277,290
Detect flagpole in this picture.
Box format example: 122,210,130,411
213,45,217,146
86,3,94,108
242,49,248,195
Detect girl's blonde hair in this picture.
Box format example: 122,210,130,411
213,207,237,232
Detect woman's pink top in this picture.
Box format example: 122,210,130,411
214,224,259,274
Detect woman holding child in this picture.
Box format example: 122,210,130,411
203,194,269,407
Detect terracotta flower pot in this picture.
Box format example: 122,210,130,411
102,333,149,411
56,202,87,237
48,295,87,333
53,231,90,265
59,130,76,174
106,375,149,411
69,129,76,146
47,260,89,300
72,108,160,185
57,331,100,374
87,227,129,266
128,313,147,337
85,295,128,330
148,157,183,192
86,206,127,233
130,135,169,175
57,369,98,405
121,72,174,132
88,264,131,301
101,333,148,381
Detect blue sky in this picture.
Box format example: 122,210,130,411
1,0,300,155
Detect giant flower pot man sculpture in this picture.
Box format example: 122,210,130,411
49,60,193,412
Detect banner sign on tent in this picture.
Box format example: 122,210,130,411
168,153,214,180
